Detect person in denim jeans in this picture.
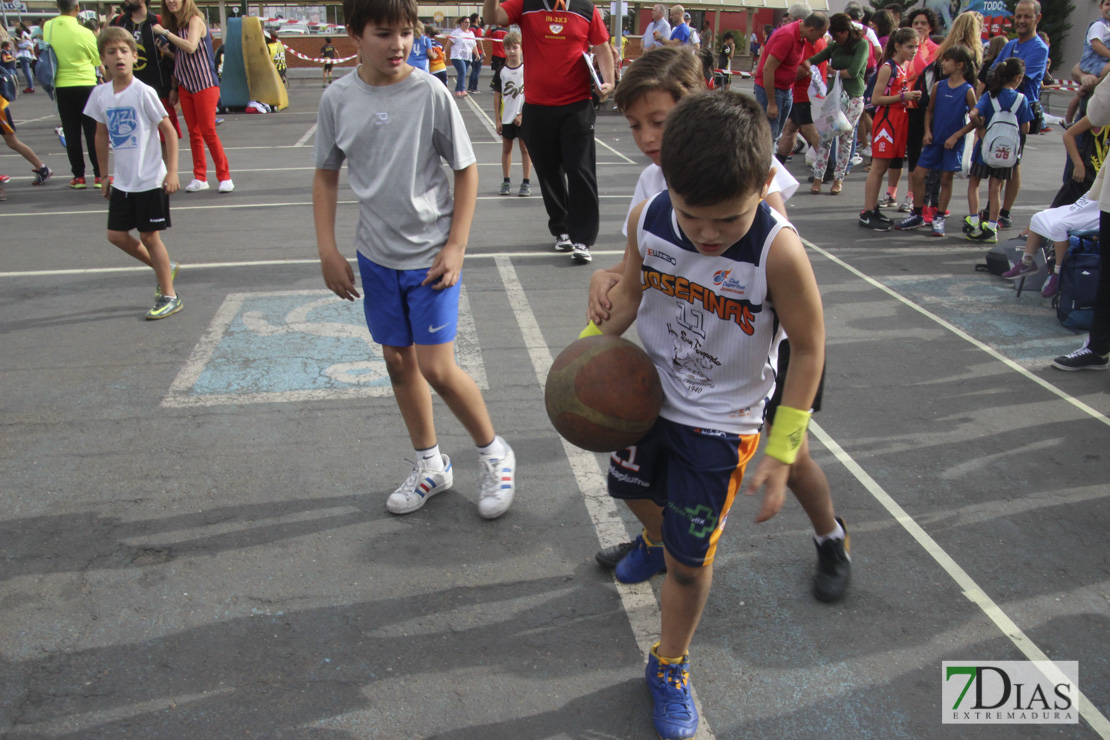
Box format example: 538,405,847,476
754,13,828,145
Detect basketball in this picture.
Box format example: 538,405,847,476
544,335,664,452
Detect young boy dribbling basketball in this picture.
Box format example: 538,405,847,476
85,27,182,320
313,0,515,518
589,91,824,739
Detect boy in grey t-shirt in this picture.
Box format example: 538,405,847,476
313,0,516,519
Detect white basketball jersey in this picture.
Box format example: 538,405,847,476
634,191,791,435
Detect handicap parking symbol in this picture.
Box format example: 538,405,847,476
162,290,487,407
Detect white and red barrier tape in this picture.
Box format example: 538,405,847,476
1043,81,1083,92
280,42,356,64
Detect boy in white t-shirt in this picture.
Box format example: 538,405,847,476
492,31,531,196
85,27,182,320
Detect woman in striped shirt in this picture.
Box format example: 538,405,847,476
154,0,233,192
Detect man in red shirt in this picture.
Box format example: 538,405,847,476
754,13,828,144
775,31,826,161
483,0,614,264
487,24,508,90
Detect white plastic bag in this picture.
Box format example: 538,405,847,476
813,74,852,143
807,64,827,103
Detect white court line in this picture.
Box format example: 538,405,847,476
596,137,636,165
294,123,318,148
13,114,59,125
803,237,1110,429
461,87,637,164
0,250,627,279
0,194,635,219
808,421,1110,738
462,93,500,142
494,255,716,740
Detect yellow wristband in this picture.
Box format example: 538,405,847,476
578,320,603,338
765,405,812,465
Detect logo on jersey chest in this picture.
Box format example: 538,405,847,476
711,268,746,296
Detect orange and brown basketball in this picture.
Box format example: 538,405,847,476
545,335,664,452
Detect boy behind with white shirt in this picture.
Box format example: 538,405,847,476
492,31,530,196
85,26,182,320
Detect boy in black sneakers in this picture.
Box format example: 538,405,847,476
585,91,830,740
85,27,182,320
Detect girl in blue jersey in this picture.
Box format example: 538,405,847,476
894,46,977,237
965,57,1034,243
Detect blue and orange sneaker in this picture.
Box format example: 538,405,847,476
615,530,666,584
387,456,453,514
646,643,698,740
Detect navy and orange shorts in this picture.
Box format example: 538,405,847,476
871,105,908,160
608,416,760,568
0,96,15,136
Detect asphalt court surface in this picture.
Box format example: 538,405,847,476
1,74,1108,738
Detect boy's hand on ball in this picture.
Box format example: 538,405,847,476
744,455,789,523
587,269,621,323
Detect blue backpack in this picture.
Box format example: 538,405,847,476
0,67,17,102
1053,235,1101,331
35,23,58,100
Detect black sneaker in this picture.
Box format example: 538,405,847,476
858,210,892,231
596,540,636,569
554,233,573,252
895,213,926,230
571,243,592,263
814,517,851,603
997,213,1013,229
967,223,997,243
1052,346,1109,371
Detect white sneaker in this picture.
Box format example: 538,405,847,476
554,233,573,252
386,455,453,514
477,438,515,519
218,179,235,193
185,178,210,192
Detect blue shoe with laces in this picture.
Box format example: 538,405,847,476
645,643,698,739
615,530,666,584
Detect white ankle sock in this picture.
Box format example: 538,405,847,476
478,436,506,459
418,444,444,471
815,520,845,544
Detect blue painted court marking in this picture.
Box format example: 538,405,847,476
161,289,486,408
879,274,1082,367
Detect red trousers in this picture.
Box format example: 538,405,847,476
178,85,230,182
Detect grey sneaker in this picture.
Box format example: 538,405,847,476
146,293,183,320
477,438,515,519
554,233,573,252
156,261,180,298
518,182,530,197
898,193,914,213
387,455,454,514
571,243,592,263
498,180,512,196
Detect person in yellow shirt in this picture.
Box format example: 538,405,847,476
44,0,105,188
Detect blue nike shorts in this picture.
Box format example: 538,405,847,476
356,252,460,347
915,140,963,172
607,417,760,568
